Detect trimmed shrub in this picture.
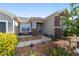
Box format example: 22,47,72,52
24,50,39,56
0,33,17,56
27,32,32,35
18,32,32,35
44,48,70,56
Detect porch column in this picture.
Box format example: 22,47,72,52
31,21,37,36
32,28,37,36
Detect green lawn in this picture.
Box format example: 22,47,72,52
17,35,32,39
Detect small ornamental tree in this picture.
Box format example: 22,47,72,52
61,3,79,51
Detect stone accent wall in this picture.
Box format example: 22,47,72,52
32,28,37,36
54,12,65,38
54,16,60,26
54,28,62,38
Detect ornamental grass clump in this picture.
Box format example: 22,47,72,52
0,33,17,56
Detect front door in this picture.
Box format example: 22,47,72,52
36,23,43,35
0,22,6,33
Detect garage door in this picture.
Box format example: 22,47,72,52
0,22,6,33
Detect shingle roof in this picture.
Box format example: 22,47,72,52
31,17,43,19
45,10,64,19
30,17,44,21
30,17,44,23
18,17,30,22
18,17,44,22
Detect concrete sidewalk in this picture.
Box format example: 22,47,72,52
16,36,51,47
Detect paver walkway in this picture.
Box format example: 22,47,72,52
16,36,51,47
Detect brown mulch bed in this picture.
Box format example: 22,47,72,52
15,40,74,56
15,41,54,56
17,35,42,42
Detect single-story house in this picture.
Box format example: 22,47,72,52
0,8,64,38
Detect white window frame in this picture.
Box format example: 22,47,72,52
20,23,31,32
0,20,8,33
13,19,15,33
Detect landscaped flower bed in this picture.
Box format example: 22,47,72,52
15,41,54,56
15,40,75,56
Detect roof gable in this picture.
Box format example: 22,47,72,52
0,8,15,17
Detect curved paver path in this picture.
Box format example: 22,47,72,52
16,36,51,47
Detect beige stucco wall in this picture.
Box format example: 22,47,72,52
43,16,55,36
0,12,14,33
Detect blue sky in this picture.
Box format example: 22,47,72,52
0,3,70,18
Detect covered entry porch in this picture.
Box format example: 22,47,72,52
30,17,44,36
36,22,44,35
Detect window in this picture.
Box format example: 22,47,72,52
0,20,8,33
20,23,31,32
